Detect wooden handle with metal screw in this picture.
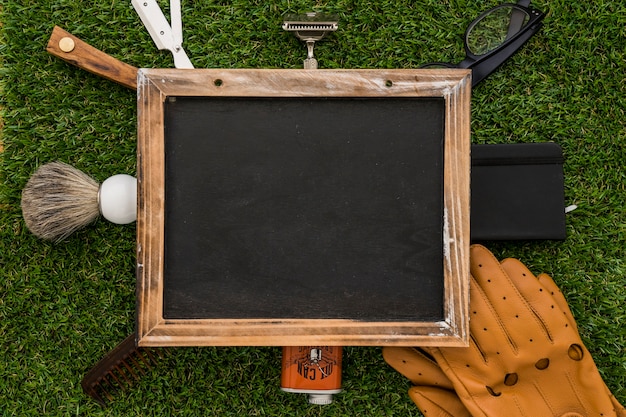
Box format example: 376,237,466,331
46,26,138,90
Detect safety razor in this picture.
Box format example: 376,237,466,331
283,12,339,69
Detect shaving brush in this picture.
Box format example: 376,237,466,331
21,161,137,242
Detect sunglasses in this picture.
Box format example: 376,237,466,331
421,1,546,87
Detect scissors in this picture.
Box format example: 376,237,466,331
131,0,194,68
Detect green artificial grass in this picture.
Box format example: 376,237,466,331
1,0,624,415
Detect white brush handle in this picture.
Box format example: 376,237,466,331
99,175,137,224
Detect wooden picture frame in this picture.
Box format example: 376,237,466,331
136,69,471,347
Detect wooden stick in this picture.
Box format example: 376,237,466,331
46,26,138,90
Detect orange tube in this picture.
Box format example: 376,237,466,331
280,346,343,405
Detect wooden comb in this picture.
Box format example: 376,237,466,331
81,333,165,406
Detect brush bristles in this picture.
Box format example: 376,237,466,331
21,161,101,242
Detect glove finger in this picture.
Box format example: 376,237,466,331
384,347,472,416
469,244,554,349
383,347,454,390
536,272,578,330
537,274,578,330
408,386,472,417
499,260,577,331
497,256,573,342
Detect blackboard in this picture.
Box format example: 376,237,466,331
136,69,471,346
163,96,445,321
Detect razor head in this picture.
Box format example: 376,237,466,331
283,12,339,69
282,12,339,41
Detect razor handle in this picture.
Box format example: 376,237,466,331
47,26,138,90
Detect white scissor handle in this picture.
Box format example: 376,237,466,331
132,0,194,68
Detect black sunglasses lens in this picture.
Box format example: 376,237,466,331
466,6,530,56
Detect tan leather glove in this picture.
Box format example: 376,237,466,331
384,244,625,417
383,346,471,416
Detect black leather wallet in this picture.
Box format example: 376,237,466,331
471,143,566,241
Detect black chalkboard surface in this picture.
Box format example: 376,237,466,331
162,96,445,321
135,69,471,347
